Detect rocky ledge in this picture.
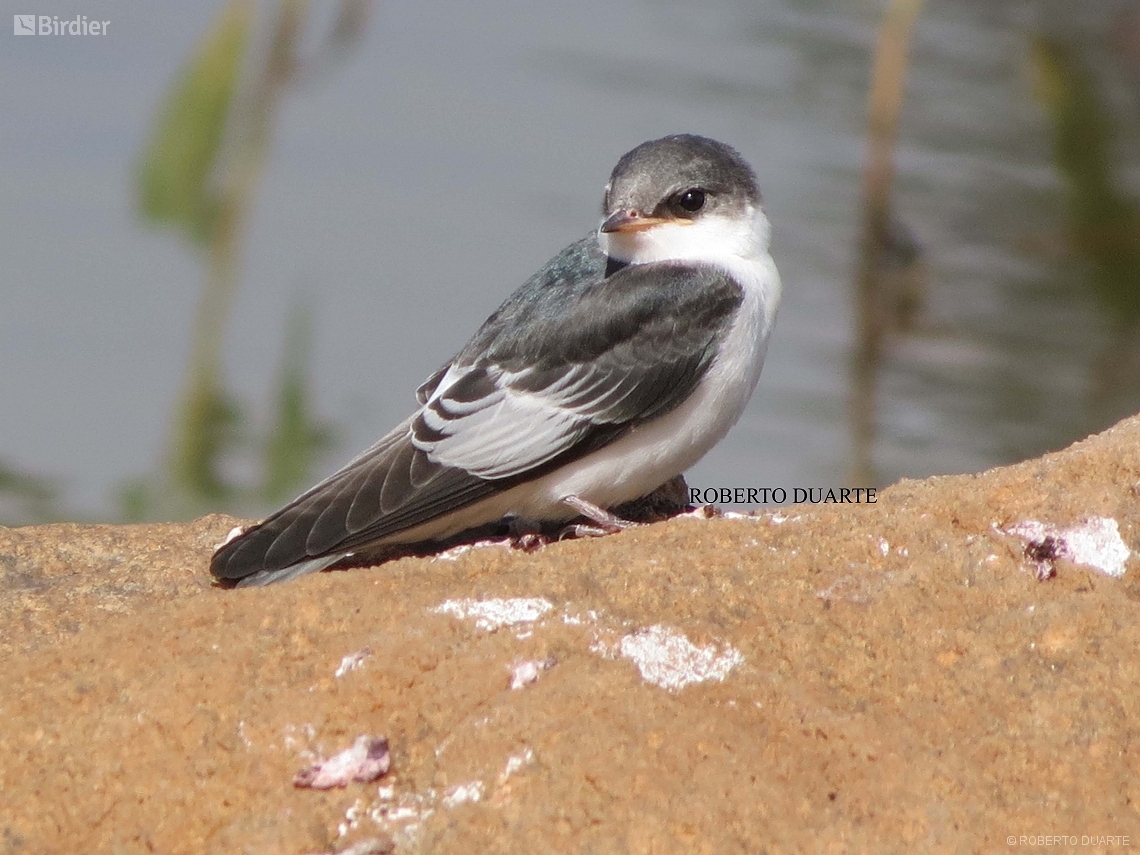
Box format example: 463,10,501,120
3,417,1140,853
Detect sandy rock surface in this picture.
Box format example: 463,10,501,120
3,417,1140,853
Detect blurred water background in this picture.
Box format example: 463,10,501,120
3,0,1140,524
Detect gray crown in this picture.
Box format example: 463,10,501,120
603,134,760,220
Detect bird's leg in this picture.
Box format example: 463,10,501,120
559,495,636,539
564,495,634,530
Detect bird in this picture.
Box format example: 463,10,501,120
211,134,782,586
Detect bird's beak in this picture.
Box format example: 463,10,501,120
600,210,672,234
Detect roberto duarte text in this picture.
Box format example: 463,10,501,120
688,487,877,505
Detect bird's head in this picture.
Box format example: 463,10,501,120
598,134,768,267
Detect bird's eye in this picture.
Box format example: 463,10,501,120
674,188,706,214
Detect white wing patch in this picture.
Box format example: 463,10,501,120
413,363,601,479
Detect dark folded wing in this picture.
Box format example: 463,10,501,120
415,257,744,478
210,255,742,583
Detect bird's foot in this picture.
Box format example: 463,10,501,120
504,516,550,552
560,495,636,538
557,522,614,540
511,532,549,552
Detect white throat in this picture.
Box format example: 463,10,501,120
598,205,772,269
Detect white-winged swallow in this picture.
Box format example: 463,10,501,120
211,134,782,586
